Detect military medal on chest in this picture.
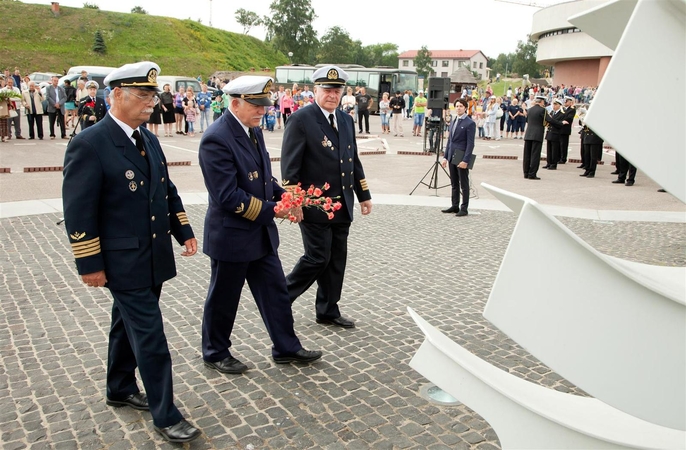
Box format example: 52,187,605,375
125,170,135,180
321,135,334,150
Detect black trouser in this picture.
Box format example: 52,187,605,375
546,139,560,168
48,110,66,137
583,144,602,175
108,285,183,428
448,163,470,211
522,140,543,177
580,135,587,168
615,152,636,182
559,134,570,162
202,254,302,362
358,109,369,132
26,113,44,139
287,222,351,320
499,114,506,131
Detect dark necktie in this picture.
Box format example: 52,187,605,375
91,97,95,103
131,130,149,168
248,128,258,150
328,113,338,137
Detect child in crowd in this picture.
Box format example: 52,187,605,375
211,94,223,121
476,113,486,138
265,107,276,132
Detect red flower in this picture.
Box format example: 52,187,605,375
275,182,341,223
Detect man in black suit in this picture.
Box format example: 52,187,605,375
542,98,567,170
558,96,576,164
62,61,201,443
522,95,547,179
198,76,322,374
612,152,637,186
77,80,107,131
281,65,373,329
441,98,476,216
580,124,604,178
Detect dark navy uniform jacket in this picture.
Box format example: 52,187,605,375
524,104,546,142
280,104,371,223
62,114,194,291
77,96,107,129
198,111,284,262
545,109,565,141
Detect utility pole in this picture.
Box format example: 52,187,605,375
209,0,213,27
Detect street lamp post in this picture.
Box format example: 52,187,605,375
288,52,293,65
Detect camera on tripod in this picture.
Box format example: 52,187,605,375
425,115,442,129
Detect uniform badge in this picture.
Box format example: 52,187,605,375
129,181,137,192
235,203,244,214
252,171,259,179
248,172,254,181
322,136,333,149
70,231,85,241
125,170,135,180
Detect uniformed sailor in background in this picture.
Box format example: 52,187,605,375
198,76,322,375
281,65,373,329
62,61,201,444
77,80,107,131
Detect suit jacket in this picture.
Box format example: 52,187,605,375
560,106,576,135
524,104,546,142
444,115,476,164
45,85,66,114
544,109,564,141
21,89,44,115
281,104,371,223
582,125,604,145
198,111,284,263
77,96,107,129
62,114,194,290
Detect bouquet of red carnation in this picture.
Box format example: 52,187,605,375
274,182,342,222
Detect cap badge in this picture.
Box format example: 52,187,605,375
147,68,158,84
327,69,338,80
263,80,273,93
129,181,138,192
70,231,86,241
125,170,135,180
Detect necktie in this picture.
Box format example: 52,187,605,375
131,130,149,166
248,128,258,150
328,113,338,137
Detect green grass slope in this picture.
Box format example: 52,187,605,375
0,2,288,77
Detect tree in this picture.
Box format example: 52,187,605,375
235,8,262,34
92,30,106,54
413,46,432,81
511,36,546,78
83,2,99,9
364,43,399,67
131,6,147,14
317,27,354,63
264,0,318,65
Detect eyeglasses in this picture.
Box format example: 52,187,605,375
124,89,159,105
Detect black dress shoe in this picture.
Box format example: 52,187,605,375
580,172,589,177
612,179,625,184
106,392,149,410
316,316,355,328
523,174,529,179
558,160,566,164
204,356,248,374
542,165,550,169
611,170,619,175
455,210,468,217
547,165,557,170
586,173,595,178
528,176,541,180
625,180,634,186
273,348,323,364
658,188,666,193
155,419,201,443
577,164,586,169
441,206,459,213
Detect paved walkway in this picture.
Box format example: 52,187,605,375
1,114,684,449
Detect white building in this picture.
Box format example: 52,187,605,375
397,50,490,81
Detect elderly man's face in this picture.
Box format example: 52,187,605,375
232,98,265,128
314,86,343,112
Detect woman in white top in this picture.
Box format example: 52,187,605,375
484,96,498,140
341,86,356,121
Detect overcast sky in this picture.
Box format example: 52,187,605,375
25,0,563,58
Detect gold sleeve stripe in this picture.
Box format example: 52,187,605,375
176,212,190,226
74,247,101,258
360,179,369,191
71,237,100,249
243,197,262,221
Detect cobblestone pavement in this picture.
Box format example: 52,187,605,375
1,204,684,449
